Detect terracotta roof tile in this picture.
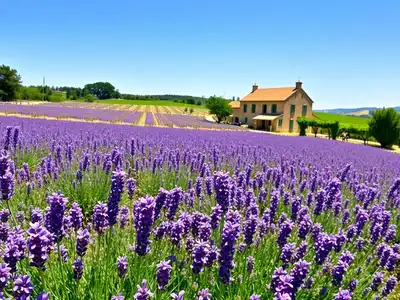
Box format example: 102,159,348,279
241,87,296,102
229,101,240,108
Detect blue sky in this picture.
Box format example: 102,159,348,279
1,0,399,109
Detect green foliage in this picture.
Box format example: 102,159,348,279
313,112,369,126
330,121,340,140
84,94,98,103
206,97,232,123
0,65,22,101
369,108,400,148
307,119,320,137
296,117,309,136
84,82,116,100
340,124,370,145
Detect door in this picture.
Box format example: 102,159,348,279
261,120,266,130
289,120,294,132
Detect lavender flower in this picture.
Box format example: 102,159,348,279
126,177,136,200
0,263,11,291
210,205,223,230
134,196,156,256
196,289,211,300
156,260,172,289
13,275,33,300
91,202,108,236
381,275,397,297
247,256,255,275
171,290,185,300
218,220,240,284
36,292,51,300
134,279,154,300
334,288,352,300
155,188,169,220
107,170,126,226
45,192,68,242
0,209,10,222
72,257,84,280
213,171,231,212
69,202,83,230
111,294,125,300
244,215,258,245
192,241,210,274
280,243,295,265
27,222,53,269
314,233,334,265
277,220,294,248
76,228,91,257
290,260,310,292
167,187,184,220
117,256,128,278
30,208,43,224
168,220,185,246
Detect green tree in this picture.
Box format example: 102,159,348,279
369,108,400,148
196,100,202,106
84,82,116,99
296,117,309,136
0,65,22,101
206,96,232,123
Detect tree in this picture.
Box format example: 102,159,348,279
296,118,309,136
84,82,116,99
0,65,22,101
206,97,232,123
196,100,202,106
369,108,400,148
307,119,320,137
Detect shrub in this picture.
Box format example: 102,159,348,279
369,108,400,148
84,94,98,103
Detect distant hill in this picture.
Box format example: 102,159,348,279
314,106,400,117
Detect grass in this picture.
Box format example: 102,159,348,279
82,99,204,108
313,112,370,126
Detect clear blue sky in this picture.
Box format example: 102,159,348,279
2,0,399,109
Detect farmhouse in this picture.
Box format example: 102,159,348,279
229,81,313,132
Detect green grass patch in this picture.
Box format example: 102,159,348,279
314,112,370,126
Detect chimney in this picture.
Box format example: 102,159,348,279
296,80,303,89
252,83,258,93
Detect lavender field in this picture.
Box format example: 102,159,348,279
0,116,400,300
0,103,241,130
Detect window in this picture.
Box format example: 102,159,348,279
243,104,247,113
244,117,248,123
289,119,294,132
251,104,256,113
302,104,307,116
278,119,283,127
290,104,296,115
272,104,277,114
262,104,267,114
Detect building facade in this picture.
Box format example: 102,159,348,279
229,81,313,132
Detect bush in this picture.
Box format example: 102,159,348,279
84,94,98,103
189,108,194,114
48,94,64,102
369,108,400,148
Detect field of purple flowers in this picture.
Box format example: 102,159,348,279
0,115,400,300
